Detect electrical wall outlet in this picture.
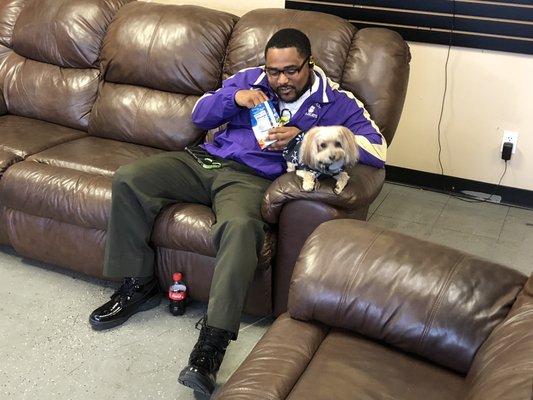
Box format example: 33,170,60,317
501,130,518,154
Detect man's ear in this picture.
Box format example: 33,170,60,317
308,57,315,67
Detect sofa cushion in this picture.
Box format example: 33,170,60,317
152,203,276,271
0,162,112,230
26,136,163,177
224,9,355,83
285,329,464,400
1,138,163,229
89,2,238,150
0,115,86,158
100,2,238,94
89,82,204,150
12,0,130,68
289,219,527,374
3,207,106,277
2,52,99,130
0,0,129,130
215,314,464,400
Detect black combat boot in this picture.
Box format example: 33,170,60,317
178,316,234,395
89,277,160,330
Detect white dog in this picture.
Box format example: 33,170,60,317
284,126,360,194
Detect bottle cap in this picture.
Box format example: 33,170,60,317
172,272,182,282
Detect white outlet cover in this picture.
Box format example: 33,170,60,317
501,130,518,154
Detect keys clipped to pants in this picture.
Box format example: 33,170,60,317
185,146,222,170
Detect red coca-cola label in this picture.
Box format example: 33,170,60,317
169,290,186,301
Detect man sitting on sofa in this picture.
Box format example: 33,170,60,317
88,28,387,395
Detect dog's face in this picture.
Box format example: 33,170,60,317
299,126,359,171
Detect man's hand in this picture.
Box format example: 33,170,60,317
267,126,301,150
235,89,269,108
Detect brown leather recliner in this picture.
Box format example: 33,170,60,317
215,219,533,400
0,1,410,316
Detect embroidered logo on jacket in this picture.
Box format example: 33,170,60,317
305,104,321,119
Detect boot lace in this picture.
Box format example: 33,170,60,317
190,316,232,372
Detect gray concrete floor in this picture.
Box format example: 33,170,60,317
1,182,531,400
369,183,533,276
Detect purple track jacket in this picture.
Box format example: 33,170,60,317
193,66,387,180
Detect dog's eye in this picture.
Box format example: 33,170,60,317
335,141,342,148
320,143,327,149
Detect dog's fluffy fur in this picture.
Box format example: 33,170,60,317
287,126,359,194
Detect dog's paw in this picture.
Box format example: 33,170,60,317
334,184,345,195
286,162,296,172
302,180,315,192
296,170,316,191
333,172,349,194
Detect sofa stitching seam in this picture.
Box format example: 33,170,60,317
131,89,149,139
143,13,164,82
340,27,357,86
284,325,331,399
418,253,465,353
334,228,385,327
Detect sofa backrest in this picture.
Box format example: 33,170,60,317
88,2,238,150
224,8,410,144
288,219,527,375
0,0,24,49
0,0,129,130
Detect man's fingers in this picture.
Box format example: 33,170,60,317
268,131,283,141
236,89,269,108
254,91,268,105
269,140,288,150
269,126,291,134
254,92,268,107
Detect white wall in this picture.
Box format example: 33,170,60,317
389,43,533,191
142,0,284,16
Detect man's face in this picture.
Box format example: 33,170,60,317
265,47,312,103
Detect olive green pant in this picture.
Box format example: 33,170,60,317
103,151,271,335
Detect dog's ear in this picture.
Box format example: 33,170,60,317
338,126,360,167
299,127,320,168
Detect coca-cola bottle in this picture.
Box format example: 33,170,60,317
168,272,187,316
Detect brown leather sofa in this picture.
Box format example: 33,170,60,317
0,0,410,316
215,219,533,400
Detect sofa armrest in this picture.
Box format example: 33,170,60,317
288,219,527,374
272,200,368,316
465,275,533,400
214,313,328,400
261,164,385,224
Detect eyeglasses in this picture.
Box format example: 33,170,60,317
264,57,309,79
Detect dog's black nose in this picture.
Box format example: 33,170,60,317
329,155,336,161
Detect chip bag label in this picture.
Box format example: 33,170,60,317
250,100,280,149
